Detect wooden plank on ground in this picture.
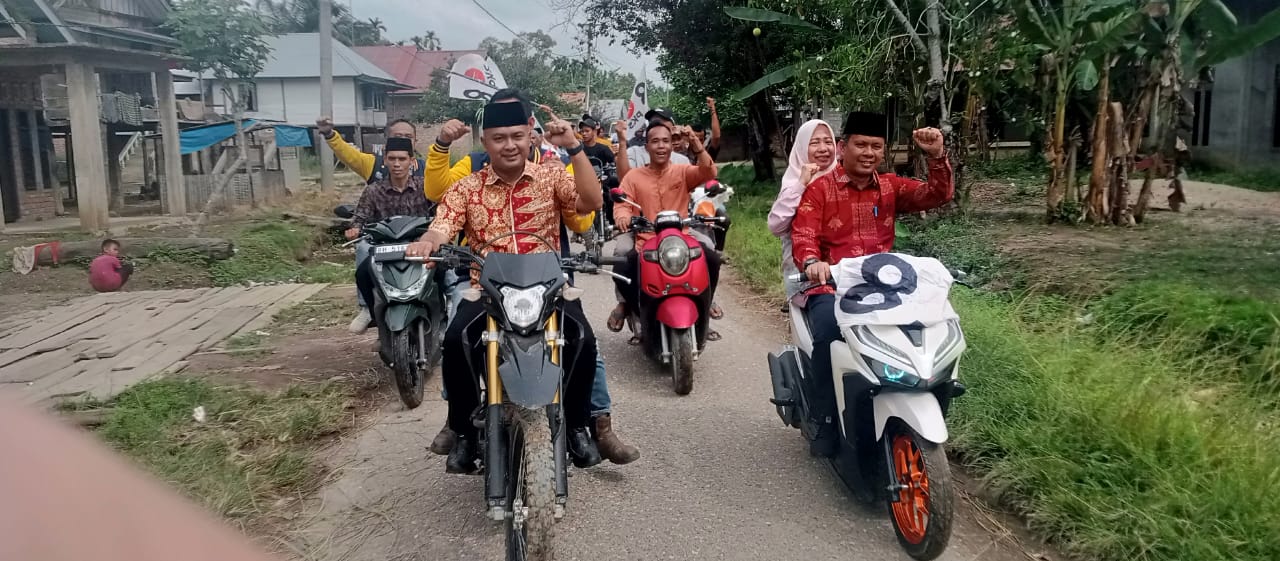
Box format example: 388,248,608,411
196,307,266,351
231,283,330,339
0,300,112,351
0,349,76,384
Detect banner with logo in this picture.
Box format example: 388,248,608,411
448,54,509,101
621,77,649,146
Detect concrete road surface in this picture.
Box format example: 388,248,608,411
288,264,1043,561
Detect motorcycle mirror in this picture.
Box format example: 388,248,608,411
702,180,724,196
609,188,628,203
333,204,355,219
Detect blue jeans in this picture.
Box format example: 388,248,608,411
590,349,610,416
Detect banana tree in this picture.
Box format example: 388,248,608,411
1132,0,1280,222
1016,0,1133,223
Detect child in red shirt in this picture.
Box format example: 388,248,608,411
88,239,133,292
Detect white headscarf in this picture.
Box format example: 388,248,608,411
770,119,836,303
770,119,837,237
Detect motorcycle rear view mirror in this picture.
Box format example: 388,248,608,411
333,205,355,219
609,188,629,203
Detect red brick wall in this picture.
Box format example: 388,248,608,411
20,190,57,221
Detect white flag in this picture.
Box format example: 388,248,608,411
832,253,959,328
448,54,509,101
621,77,649,146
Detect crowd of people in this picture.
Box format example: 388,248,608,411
322,87,952,470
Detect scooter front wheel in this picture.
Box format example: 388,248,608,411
390,323,425,409
669,328,694,395
885,420,954,561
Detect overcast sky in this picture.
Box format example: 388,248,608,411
348,0,664,84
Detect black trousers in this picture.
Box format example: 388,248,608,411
805,293,844,425
612,239,722,313
443,299,597,439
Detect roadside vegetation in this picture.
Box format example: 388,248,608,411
73,378,352,527
717,160,1280,561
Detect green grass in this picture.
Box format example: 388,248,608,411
718,164,785,298
951,291,1280,561
717,160,1280,561
209,221,354,286
97,378,349,524
1187,161,1280,192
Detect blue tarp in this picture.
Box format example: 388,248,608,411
273,125,314,148
179,120,258,155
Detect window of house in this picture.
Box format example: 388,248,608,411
362,86,386,111
1191,89,1213,147
237,82,258,112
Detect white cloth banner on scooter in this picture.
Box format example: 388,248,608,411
833,253,958,328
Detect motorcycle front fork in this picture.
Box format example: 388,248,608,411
481,315,569,523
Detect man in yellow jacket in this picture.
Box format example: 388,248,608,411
317,117,424,185
424,89,639,466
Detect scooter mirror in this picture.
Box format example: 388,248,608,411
333,204,355,219
609,188,629,203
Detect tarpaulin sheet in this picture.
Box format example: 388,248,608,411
179,120,258,155
272,125,313,148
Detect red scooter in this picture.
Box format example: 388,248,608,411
611,188,724,395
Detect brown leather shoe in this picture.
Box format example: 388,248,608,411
429,424,456,455
594,414,639,465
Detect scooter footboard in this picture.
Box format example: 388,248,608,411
873,392,949,444
767,347,802,428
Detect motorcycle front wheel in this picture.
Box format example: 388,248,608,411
669,328,694,395
505,407,557,561
390,321,426,409
884,420,954,561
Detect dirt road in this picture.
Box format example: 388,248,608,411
286,266,1043,561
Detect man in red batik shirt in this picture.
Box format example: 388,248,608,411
790,111,952,457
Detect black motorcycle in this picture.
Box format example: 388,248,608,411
335,205,447,409
408,234,622,561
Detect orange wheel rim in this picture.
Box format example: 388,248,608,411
890,433,930,544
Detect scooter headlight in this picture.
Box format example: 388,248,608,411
500,285,548,328
657,236,690,276
865,356,920,388
374,262,431,301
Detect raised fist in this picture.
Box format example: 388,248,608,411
912,127,945,158
437,119,471,145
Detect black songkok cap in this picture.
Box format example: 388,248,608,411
482,100,531,129
384,136,414,155
843,111,888,139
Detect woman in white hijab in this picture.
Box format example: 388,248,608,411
768,119,838,304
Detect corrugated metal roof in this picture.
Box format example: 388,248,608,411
252,33,399,82
352,46,484,94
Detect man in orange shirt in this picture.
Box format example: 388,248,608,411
606,119,718,339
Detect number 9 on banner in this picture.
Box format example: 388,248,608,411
838,254,918,315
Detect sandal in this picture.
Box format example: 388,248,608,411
706,329,722,342
710,302,724,320
607,306,627,333
627,335,643,346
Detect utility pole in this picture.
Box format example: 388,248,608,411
584,29,593,113
318,0,335,191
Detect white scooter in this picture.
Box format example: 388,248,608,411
767,253,968,561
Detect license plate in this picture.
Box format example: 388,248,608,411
375,244,408,254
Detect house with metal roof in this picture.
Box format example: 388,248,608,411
352,46,484,121
0,0,187,232
200,33,410,149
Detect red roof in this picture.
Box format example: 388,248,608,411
352,46,485,95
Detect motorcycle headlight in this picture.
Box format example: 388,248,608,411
374,262,431,301
500,285,548,328
865,357,920,388
657,236,690,276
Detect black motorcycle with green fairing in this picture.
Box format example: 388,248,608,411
336,205,447,409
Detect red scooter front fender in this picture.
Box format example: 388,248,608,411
656,296,700,329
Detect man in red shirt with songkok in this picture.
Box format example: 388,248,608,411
790,111,953,457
